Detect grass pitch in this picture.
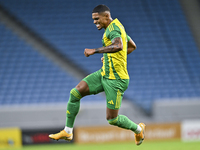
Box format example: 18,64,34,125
3,140,200,150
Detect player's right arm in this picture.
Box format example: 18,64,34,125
84,37,123,57
127,35,136,55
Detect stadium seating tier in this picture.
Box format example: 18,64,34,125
0,0,199,112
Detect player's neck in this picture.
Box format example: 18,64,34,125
105,18,113,29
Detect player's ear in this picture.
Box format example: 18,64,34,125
101,12,109,18
105,12,110,18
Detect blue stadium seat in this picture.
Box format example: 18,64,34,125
0,0,199,112
0,24,104,105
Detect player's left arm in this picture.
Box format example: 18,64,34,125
99,37,136,62
84,37,123,57
127,37,137,55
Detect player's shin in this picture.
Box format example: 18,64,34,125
65,88,82,133
108,115,141,133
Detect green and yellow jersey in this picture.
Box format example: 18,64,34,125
101,18,130,79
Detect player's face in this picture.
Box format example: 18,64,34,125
92,13,107,30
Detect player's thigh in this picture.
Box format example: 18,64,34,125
82,69,104,95
103,78,129,110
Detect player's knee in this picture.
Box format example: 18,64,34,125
75,81,90,97
108,116,118,126
69,88,82,102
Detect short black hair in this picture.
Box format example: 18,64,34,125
92,4,110,13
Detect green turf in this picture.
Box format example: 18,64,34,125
3,140,200,150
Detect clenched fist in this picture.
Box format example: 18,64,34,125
84,48,95,57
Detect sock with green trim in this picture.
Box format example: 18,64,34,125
65,88,82,128
108,115,141,133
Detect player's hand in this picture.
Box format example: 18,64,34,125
84,48,95,57
101,57,104,63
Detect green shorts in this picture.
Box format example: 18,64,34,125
82,70,129,110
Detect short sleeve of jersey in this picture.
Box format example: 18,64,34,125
107,25,121,42
127,35,131,42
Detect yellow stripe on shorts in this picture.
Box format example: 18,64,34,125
115,90,121,109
